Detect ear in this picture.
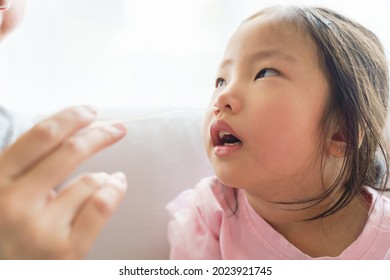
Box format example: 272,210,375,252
327,130,347,158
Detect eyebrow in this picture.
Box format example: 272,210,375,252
219,49,297,69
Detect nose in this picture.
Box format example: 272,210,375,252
213,82,242,116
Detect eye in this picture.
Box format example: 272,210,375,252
215,78,226,88
255,68,279,80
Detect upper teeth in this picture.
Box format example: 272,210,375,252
219,131,232,138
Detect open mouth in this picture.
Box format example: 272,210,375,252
217,130,242,146
210,120,243,147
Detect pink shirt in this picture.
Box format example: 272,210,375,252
167,177,390,259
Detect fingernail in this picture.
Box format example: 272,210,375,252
111,172,127,192
83,105,97,117
76,106,97,123
104,123,127,137
113,172,127,183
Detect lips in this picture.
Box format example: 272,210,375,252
210,120,243,156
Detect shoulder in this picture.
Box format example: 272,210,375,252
377,192,390,231
167,176,235,230
166,176,237,259
362,188,390,259
367,188,390,225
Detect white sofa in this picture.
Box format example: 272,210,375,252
70,107,214,259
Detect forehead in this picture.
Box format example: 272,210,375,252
223,14,318,63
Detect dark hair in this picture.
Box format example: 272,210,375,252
236,6,390,220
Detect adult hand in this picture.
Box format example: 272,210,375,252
0,0,26,41
0,106,128,259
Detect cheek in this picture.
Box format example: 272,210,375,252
248,102,321,173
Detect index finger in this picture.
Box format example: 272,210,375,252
0,106,97,181
15,122,127,201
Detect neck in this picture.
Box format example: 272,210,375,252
245,190,370,257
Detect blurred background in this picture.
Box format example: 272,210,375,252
1,0,389,116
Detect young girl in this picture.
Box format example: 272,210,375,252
167,5,390,259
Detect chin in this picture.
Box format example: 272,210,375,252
214,169,244,189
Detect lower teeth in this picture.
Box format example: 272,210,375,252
224,142,240,146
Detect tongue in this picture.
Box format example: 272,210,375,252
221,134,241,144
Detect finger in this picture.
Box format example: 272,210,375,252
46,172,111,228
0,106,96,181
0,0,11,10
16,123,127,199
70,172,127,258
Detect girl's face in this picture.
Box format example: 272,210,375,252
203,15,332,201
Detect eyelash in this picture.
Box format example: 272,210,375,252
215,78,225,88
255,68,279,79
215,68,279,89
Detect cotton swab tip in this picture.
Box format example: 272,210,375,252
208,106,219,111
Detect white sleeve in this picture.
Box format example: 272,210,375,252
0,106,33,151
